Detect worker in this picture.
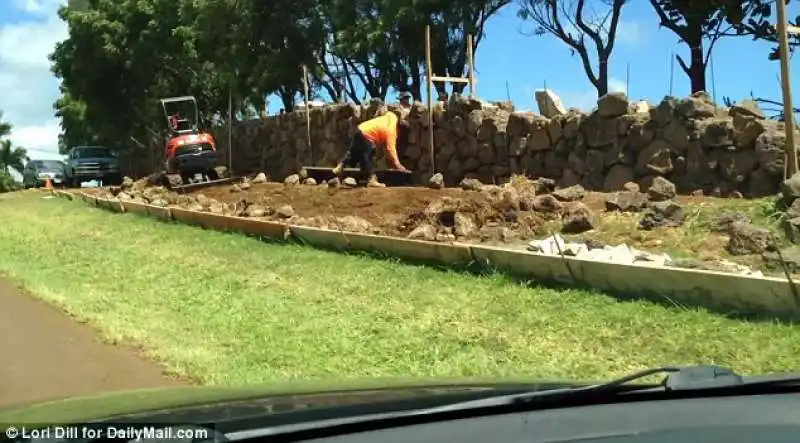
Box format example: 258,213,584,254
399,91,413,109
332,110,409,188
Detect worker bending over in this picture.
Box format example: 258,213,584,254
332,110,409,187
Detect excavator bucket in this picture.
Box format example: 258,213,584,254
153,165,238,193
302,167,414,187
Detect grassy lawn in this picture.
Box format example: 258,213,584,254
0,191,798,385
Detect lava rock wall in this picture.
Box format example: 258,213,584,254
216,91,793,197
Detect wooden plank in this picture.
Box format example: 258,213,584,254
430,76,470,83
303,167,411,174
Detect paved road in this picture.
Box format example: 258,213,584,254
0,278,184,409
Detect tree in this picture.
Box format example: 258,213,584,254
649,0,772,94
0,139,28,175
54,88,98,154
401,0,510,97
50,0,507,157
51,0,229,158
517,0,629,98
0,112,10,139
735,1,800,62
307,0,508,103
0,112,28,192
0,113,27,173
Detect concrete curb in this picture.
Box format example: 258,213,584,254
55,189,800,320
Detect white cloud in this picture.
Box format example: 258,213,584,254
554,77,628,112
616,20,642,46
0,0,68,156
12,0,64,15
12,119,62,153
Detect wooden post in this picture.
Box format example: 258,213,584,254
424,27,477,175
302,65,312,163
227,81,233,171
625,62,630,97
776,0,798,178
669,52,674,96
425,25,435,173
467,34,475,97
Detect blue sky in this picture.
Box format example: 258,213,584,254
269,2,798,114
1,0,799,160
472,1,794,112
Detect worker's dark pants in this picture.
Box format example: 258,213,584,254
340,130,376,177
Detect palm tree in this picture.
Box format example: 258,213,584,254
0,111,10,140
0,111,27,175
0,139,28,175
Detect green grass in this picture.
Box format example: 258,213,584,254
0,191,799,385
549,195,787,269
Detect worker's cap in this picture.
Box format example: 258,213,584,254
399,91,413,100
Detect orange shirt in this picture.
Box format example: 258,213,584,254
357,112,401,169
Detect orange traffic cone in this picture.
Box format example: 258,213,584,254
44,177,53,191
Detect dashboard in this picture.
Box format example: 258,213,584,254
295,394,800,443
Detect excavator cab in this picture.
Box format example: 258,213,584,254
156,96,232,191
161,96,200,135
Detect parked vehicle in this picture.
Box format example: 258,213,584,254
64,146,122,187
22,159,66,188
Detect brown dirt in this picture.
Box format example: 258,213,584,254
191,184,779,271
196,183,550,239
78,180,780,270
0,278,184,409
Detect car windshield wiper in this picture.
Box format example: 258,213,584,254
215,365,800,441
413,365,800,413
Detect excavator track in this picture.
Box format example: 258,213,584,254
155,166,237,193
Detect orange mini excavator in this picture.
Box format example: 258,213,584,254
156,95,233,191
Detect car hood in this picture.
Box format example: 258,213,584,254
0,377,583,426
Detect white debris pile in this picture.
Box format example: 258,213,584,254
527,234,763,277
527,234,671,266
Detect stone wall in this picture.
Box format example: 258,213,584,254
208,91,794,196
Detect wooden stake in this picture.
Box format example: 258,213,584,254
227,82,232,171
467,34,475,97
776,0,798,178
302,65,312,163
425,25,435,173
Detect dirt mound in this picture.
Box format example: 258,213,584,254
97,175,560,244
84,173,799,275
400,190,547,243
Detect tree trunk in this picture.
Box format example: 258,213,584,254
685,19,707,93
597,59,609,97
689,42,706,93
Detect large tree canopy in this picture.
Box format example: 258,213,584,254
50,0,509,157
51,0,797,157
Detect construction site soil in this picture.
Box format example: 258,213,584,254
79,176,776,269
198,183,551,239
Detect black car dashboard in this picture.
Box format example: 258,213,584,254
284,393,800,443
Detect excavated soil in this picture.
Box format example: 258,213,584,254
196,183,550,242
82,176,785,274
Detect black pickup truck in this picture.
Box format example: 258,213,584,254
64,145,122,187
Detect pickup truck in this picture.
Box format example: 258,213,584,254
64,146,122,187
22,159,66,188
